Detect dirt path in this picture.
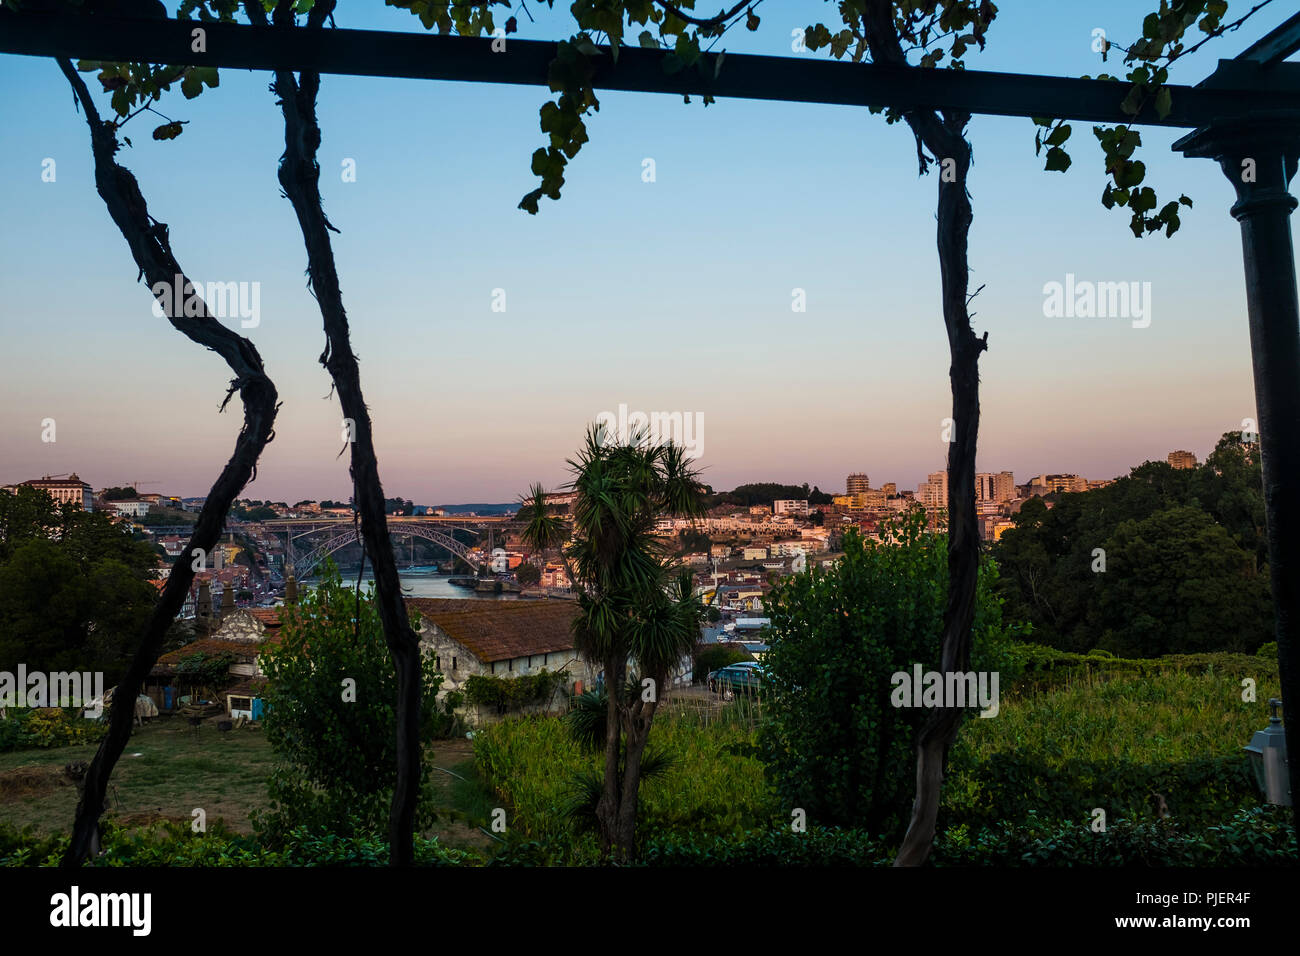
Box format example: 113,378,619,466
423,737,497,854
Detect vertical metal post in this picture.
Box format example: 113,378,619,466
1176,112,1300,830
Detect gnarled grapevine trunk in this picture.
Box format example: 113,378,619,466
861,1,987,867
895,121,985,867
250,0,424,865
57,58,279,865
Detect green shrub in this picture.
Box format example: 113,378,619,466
462,670,566,711
428,690,468,738
758,515,1026,841
637,826,889,867
629,808,1296,867
473,708,778,846
944,753,1254,830
932,806,1296,867
0,707,107,752
254,561,443,846
1010,643,1280,689
0,820,479,867
174,651,237,689
947,661,1279,828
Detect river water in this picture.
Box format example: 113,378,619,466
298,570,517,600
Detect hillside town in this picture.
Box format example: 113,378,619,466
3,455,1205,627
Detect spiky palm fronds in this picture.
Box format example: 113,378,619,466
517,422,707,854
517,481,567,554
565,688,608,752
562,745,676,831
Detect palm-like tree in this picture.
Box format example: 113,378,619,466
521,423,705,859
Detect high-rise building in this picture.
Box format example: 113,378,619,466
881,482,897,497
993,471,1016,502
976,471,1016,502
1168,450,1197,470
918,470,948,510
846,473,870,495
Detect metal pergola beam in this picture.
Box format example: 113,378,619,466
1,11,1298,128
1236,10,1300,68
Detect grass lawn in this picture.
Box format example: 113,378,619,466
0,716,498,852
0,716,275,835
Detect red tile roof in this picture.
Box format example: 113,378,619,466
222,678,267,700
248,607,284,629
405,597,579,663
152,638,264,673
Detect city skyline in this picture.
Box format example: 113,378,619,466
2,434,1222,505
0,1,1280,503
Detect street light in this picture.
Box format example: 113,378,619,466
1243,698,1291,806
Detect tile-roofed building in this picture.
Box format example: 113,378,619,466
145,607,283,713
406,598,579,663
246,607,285,630
152,637,264,675
406,597,594,722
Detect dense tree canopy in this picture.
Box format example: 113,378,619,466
994,431,1270,656
705,482,818,509
231,504,278,522
514,561,542,586
0,487,158,681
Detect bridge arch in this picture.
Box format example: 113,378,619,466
290,525,482,578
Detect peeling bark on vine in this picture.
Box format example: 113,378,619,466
861,1,988,867
57,58,279,866
249,0,424,866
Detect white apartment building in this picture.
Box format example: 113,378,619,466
4,474,94,510
917,471,948,511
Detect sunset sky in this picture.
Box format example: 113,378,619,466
0,1,1290,504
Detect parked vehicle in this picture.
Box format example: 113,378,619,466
708,663,766,696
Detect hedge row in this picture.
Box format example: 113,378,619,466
626,807,1296,867
944,753,1257,830
7,808,1292,867
1009,643,1279,685
0,822,475,867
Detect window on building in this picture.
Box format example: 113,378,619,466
452,657,457,671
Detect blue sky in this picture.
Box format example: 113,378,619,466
0,1,1293,503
